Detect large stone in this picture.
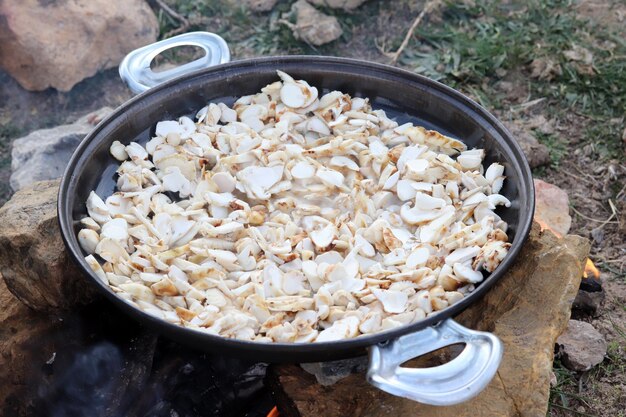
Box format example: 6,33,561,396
268,224,590,417
307,0,368,11
290,0,343,46
10,107,112,192
0,180,94,311
556,320,607,372
503,121,551,168
0,0,158,92
533,179,572,236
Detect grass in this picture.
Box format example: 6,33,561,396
155,0,310,55
400,0,626,164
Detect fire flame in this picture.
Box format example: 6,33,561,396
267,406,280,417
583,258,600,280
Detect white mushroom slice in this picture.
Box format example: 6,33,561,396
85,255,107,283
383,248,407,266
80,217,100,231
156,120,184,138
488,194,512,207
397,145,427,173
404,159,430,178
397,180,418,201
95,238,128,263
355,234,375,257
371,289,408,314
445,246,480,266
218,103,238,123
105,194,131,216
282,271,308,295
151,278,178,296
212,172,236,193
457,149,484,170
445,291,464,305
280,83,307,108
307,117,330,135
414,192,446,210
330,156,360,171
119,283,155,303
485,163,504,182
152,144,177,165
383,171,400,190
239,165,284,199
266,296,314,312
78,229,99,254
419,205,456,243
309,223,337,250
315,316,359,342
162,167,193,196
110,141,128,161
316,168,344,188
406,247,430,269
453,262,483,284
491,177,505,194
414,290,433,314
86,192,111,224
446,181,459,200
291,161,316,179
205,288,229,307
400,204,443,225
240,104,268,121
101,218,129,242
155,154,196,181
125,142,148,162
359,312,382,334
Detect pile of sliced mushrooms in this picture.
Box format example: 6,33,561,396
79,71,512,343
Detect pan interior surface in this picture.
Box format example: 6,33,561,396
60,57,533,362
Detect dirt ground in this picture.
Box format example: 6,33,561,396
0,0,624,415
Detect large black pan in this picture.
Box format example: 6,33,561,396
58,36,534,405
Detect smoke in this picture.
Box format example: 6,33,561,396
43,342,123,417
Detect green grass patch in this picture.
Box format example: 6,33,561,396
401,0,625,164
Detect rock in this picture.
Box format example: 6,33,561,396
0,180,95,311
290,0,343,46
504,121,551,168
10,107,113,191
240,0,278,11
0,0,158,92
533,179,572,236
307,0,368,11
557,320,607,372
269,224,590,417
573,288,605,316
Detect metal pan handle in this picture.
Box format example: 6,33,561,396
367,319,502,405
119,31,230,95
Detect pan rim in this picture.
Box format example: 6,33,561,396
58,55,534,361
